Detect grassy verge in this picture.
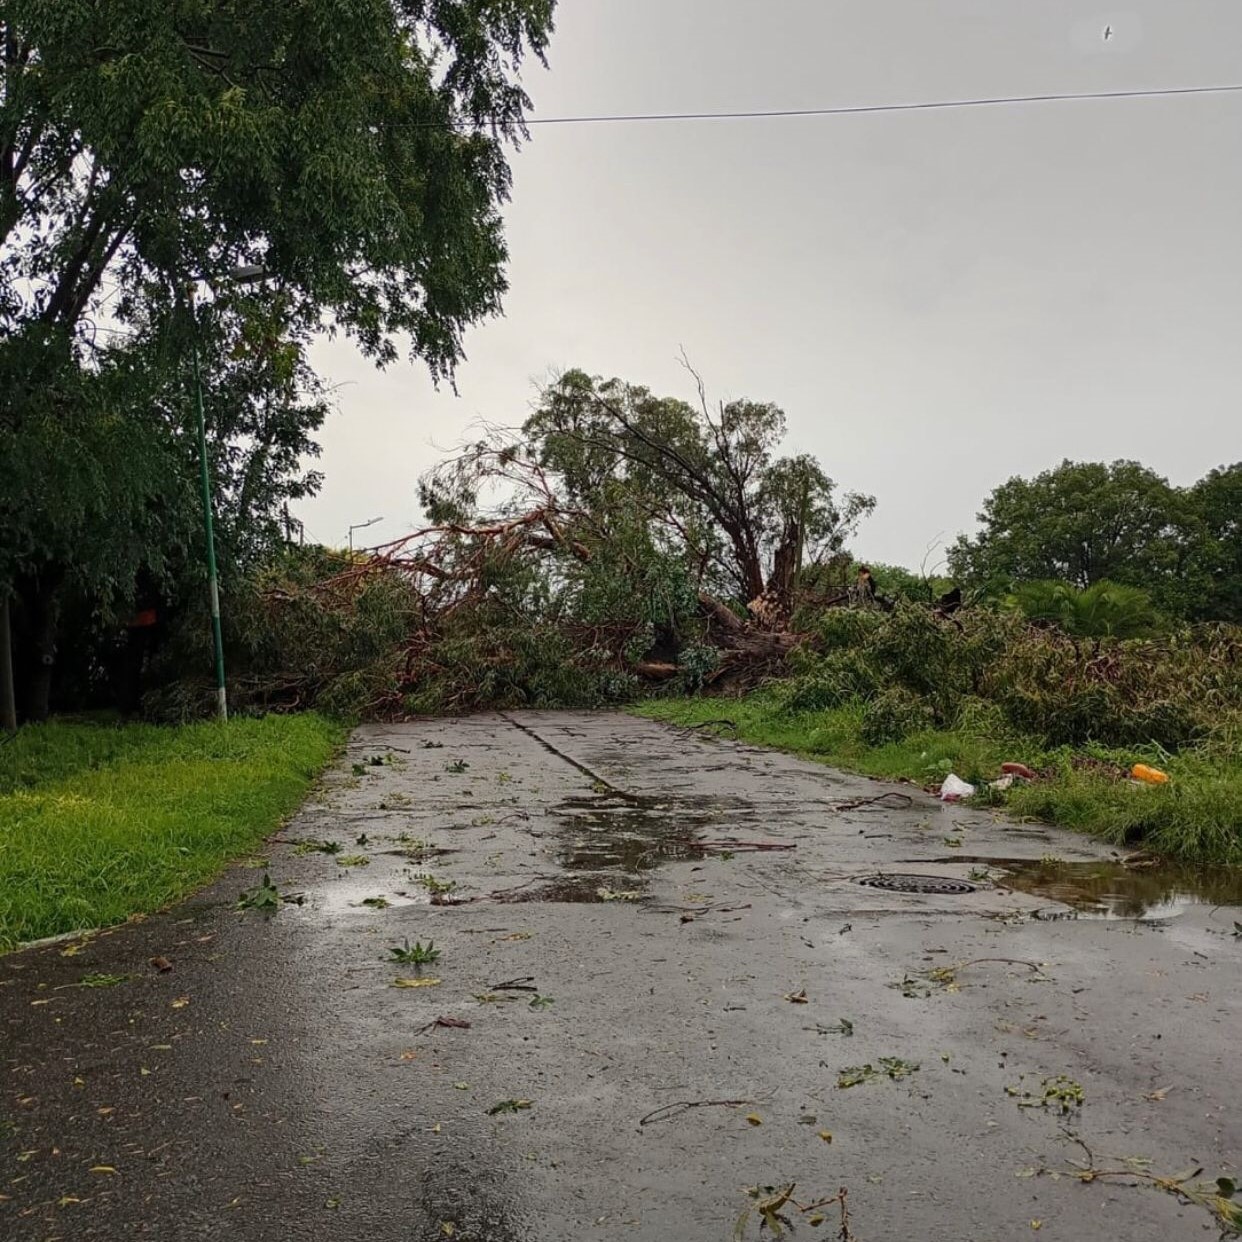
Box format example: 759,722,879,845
0,714,343,949
634,696,1242,865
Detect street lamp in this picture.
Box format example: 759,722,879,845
186,264,272,723
348,516,384,554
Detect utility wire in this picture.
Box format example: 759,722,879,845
499,81,1242,127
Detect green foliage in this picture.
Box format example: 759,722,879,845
775,647,878,712
860,687,935,746
387,939,439,966
0,714,342,948
520,370,874,602
1187,463,1242,623
1005,580,1162,638
676,644,721,692
770,604,1240,751
862,561,954,604
948,458,1242,623
1,0,556,718
949,460,1187,592
403,624,638,715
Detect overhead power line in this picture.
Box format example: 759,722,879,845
505,81,1242,127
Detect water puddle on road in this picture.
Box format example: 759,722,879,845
965,857,1242,920
518,790,757,902
553,792,750,873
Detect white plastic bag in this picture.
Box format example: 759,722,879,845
939,773,976,802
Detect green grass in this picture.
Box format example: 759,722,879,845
635,695,1242,865
0,714,343,950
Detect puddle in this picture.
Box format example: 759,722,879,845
967,857,1242,920
492,873,644,904
313,887,425,915
554,792,749,873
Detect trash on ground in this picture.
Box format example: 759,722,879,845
1001,762,1038,780
1131,763,1170,785
939,774,976,801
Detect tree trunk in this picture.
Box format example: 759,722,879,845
16,572,61,723
765,520,800,609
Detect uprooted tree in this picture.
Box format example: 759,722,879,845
261,368,876,713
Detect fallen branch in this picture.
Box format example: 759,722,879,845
415,1016,472,1035
639,1097,753,1127
828,792,915,812
488,976,538,992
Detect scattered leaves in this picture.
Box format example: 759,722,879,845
358,897,391,909
77,973,127,989
528,995,555,1010
596,886,641,901
148,957,173,973
745,1113,763,1126
335,854,370,868
487,1098,532,1115
783,989,809,1004
1008,1074,1084,1114
391,977,441,989
418,874,457,895
294,839,342,856
837,1058,920,1088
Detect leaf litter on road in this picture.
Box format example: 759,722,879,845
837,1058,919,1088
487,1099,532,1115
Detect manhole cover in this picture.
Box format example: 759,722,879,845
856,873,978,895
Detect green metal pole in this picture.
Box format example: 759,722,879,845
0,594,16,733
189,292,228,722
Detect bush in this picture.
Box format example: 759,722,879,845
860,688,935,745
1005,579,1163,639
774,648,880,712
780,603,1242,753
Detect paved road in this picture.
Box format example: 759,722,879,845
3,712,1239,1241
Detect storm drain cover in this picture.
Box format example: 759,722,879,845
855,873,978,895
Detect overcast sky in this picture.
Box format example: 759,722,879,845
296,1,1241,568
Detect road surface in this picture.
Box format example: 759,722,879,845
3,712,1239,1240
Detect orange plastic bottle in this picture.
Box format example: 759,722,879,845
1131,764,1169,785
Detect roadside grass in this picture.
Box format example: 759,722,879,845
634,696,1242,865
0,714,343,950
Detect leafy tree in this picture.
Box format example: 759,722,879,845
949,460,1192,607
518,370,875,606
0,0,556,718
1186,463,1242,623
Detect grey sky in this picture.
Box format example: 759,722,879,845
297,1,1242,568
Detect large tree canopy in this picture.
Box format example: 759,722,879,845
1,0,554,366
421,369,876,614
0,0,556,719
948,458,1242,622
949,460,1188,599
1188,463,1242,624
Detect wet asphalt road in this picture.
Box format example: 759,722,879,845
2,711,1240,1241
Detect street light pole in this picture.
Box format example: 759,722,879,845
348,516,384,554
187,287,228,722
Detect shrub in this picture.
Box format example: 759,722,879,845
781,603,1241,753
860,688,936,745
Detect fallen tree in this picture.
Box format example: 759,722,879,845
309,369,873,705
